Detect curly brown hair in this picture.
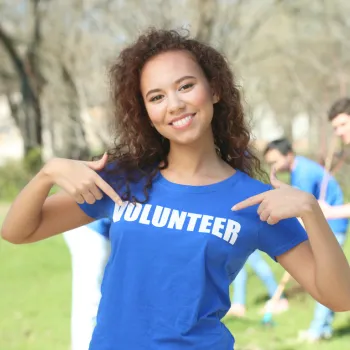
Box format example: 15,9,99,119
106,28,266,202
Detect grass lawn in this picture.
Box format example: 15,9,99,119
1,204,350,350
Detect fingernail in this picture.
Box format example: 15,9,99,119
231,205,237,211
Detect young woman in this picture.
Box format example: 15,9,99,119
2,28,350,350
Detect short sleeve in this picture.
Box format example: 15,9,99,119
78,170,115,220
257,217,308,262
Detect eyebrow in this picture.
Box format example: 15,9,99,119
145,75,196,98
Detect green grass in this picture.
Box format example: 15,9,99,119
1,205,350,350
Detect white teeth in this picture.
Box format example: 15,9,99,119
172,115,193,127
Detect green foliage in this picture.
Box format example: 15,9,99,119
0,158,61,201
0,160,34,201
23,147,43,173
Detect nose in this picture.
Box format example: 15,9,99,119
167,92,185,114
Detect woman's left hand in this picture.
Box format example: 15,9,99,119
232,168,317,225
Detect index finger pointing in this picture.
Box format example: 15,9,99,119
270,166,286,189
94,175,123,205
232,193,265,211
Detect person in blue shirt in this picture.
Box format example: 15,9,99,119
63,218,111,350
320,97,350,219
2,29,350,350
264,138,349,342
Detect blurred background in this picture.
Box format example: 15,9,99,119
0,1,350,349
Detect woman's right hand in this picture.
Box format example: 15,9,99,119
42,153,123,205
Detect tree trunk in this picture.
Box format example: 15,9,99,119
59,65,90,160
195,0,218,43
0,24,43,160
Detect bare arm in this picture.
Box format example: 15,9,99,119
1,155,121,244
325,203,350,219
1,171,93,244
277,204,350,312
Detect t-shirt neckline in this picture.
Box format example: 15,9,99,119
154,169,243,193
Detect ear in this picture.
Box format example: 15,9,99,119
212,92,220,104
210,83,220,104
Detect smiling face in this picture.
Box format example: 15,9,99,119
140,50,219,146
331,113,350,145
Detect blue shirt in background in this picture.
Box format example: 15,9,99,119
86,218,111,239
291,155,348,234
79,169,308,350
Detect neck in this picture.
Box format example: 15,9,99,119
166,133,224,176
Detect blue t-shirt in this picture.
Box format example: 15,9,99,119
79,169,308,350
291,156,348,234
86,218,111,239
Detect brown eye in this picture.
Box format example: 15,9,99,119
150,95,163,102
179,83,194,91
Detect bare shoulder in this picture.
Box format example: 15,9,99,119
23,192,95,243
